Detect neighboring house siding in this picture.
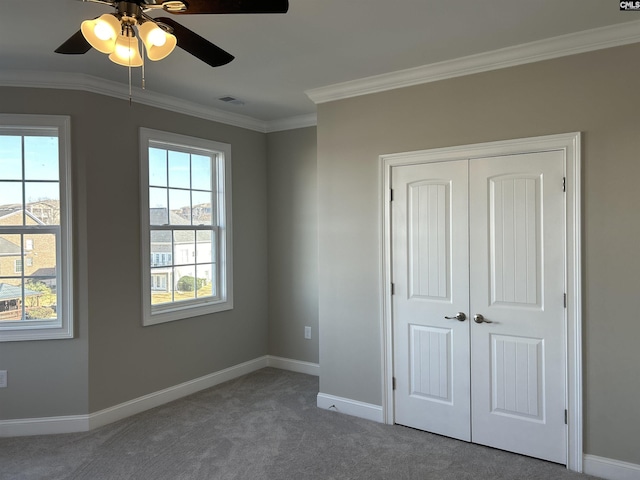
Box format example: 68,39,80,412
0,208,58,320
0,209,56,279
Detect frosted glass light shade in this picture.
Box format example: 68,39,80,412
139,22,177,61
108,35,143,67
81,14,121,54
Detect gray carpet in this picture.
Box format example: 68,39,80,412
0,368,599,480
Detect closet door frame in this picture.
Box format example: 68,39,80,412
379,132,582,472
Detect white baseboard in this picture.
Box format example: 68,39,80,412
267,355,319,376
0,415,90,437
583,454,640,480
0,355,318,437
317,392,384,423
88,356,269,431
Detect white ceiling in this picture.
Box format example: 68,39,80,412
0,1,636,123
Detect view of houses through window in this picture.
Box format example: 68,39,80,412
141,128,232,326
148,146,218,306
0,134,60,324
149,142,217,305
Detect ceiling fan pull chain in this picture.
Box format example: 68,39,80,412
141,39,146,91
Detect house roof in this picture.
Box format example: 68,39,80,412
150,208,190,226
0,207,21,219
0,237,20,256
0,207,46,225
31,267,56,277
0,283,40,302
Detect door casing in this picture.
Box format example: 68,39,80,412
379,133,582,472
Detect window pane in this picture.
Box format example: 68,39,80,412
196,264,214,299
0,136,22,180
24,136,59,181
25,183,59,225
150,231,172,267
0,234,22,277
0,278,24,322
191,154,211,191
24,234,56,277
149,148,167,187
149,188,168,225
196,230,214,264
24,278,57,320
151,268,173,305
173,230,195,265
168,151,190,189
191,191,212,225
174,265,196,302
0,182,23,224
169,189,191,225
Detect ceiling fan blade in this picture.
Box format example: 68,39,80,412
172,0,288,14
156,17,234,67
55,30,92,54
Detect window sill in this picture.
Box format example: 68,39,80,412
143,299,233,326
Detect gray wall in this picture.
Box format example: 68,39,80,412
85,94,270,411
0,89,91,419
316,43,640,465
266,127,318,363
0,87,271,416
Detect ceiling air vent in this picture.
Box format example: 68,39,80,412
218,96,245,106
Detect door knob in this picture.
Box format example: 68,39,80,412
444,312,466,322
473,314,493,324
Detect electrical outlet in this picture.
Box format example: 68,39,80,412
304,326,311,339
0,370,7,388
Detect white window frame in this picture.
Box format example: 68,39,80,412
140,128,233,326
0,114,73,342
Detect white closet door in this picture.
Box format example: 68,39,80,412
469,151,566,464
392,150,567,464
392,160,470,441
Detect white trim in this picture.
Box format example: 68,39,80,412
379,133,582,471
583,455,640,480
317,393,384,423
88,356,266,430
267,356,319,376
0,71,316,133
0,355,318,437
566,133,583,472
306,20,640,104
0,114,74,342
0,415,90,437
265,114,318,133
139,128,233,326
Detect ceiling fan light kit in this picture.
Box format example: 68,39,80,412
80,5,176,67
81,14,121,54
138,21,177,61
108,31,144,66
56,0,290,68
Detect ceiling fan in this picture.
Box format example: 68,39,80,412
55,0,289,68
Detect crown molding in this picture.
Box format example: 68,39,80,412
0,70,267,131
266,113,317,133
306,19,640,104
0,70,316,133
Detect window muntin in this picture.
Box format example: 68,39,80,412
140,128,232,325
0,115,72,341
